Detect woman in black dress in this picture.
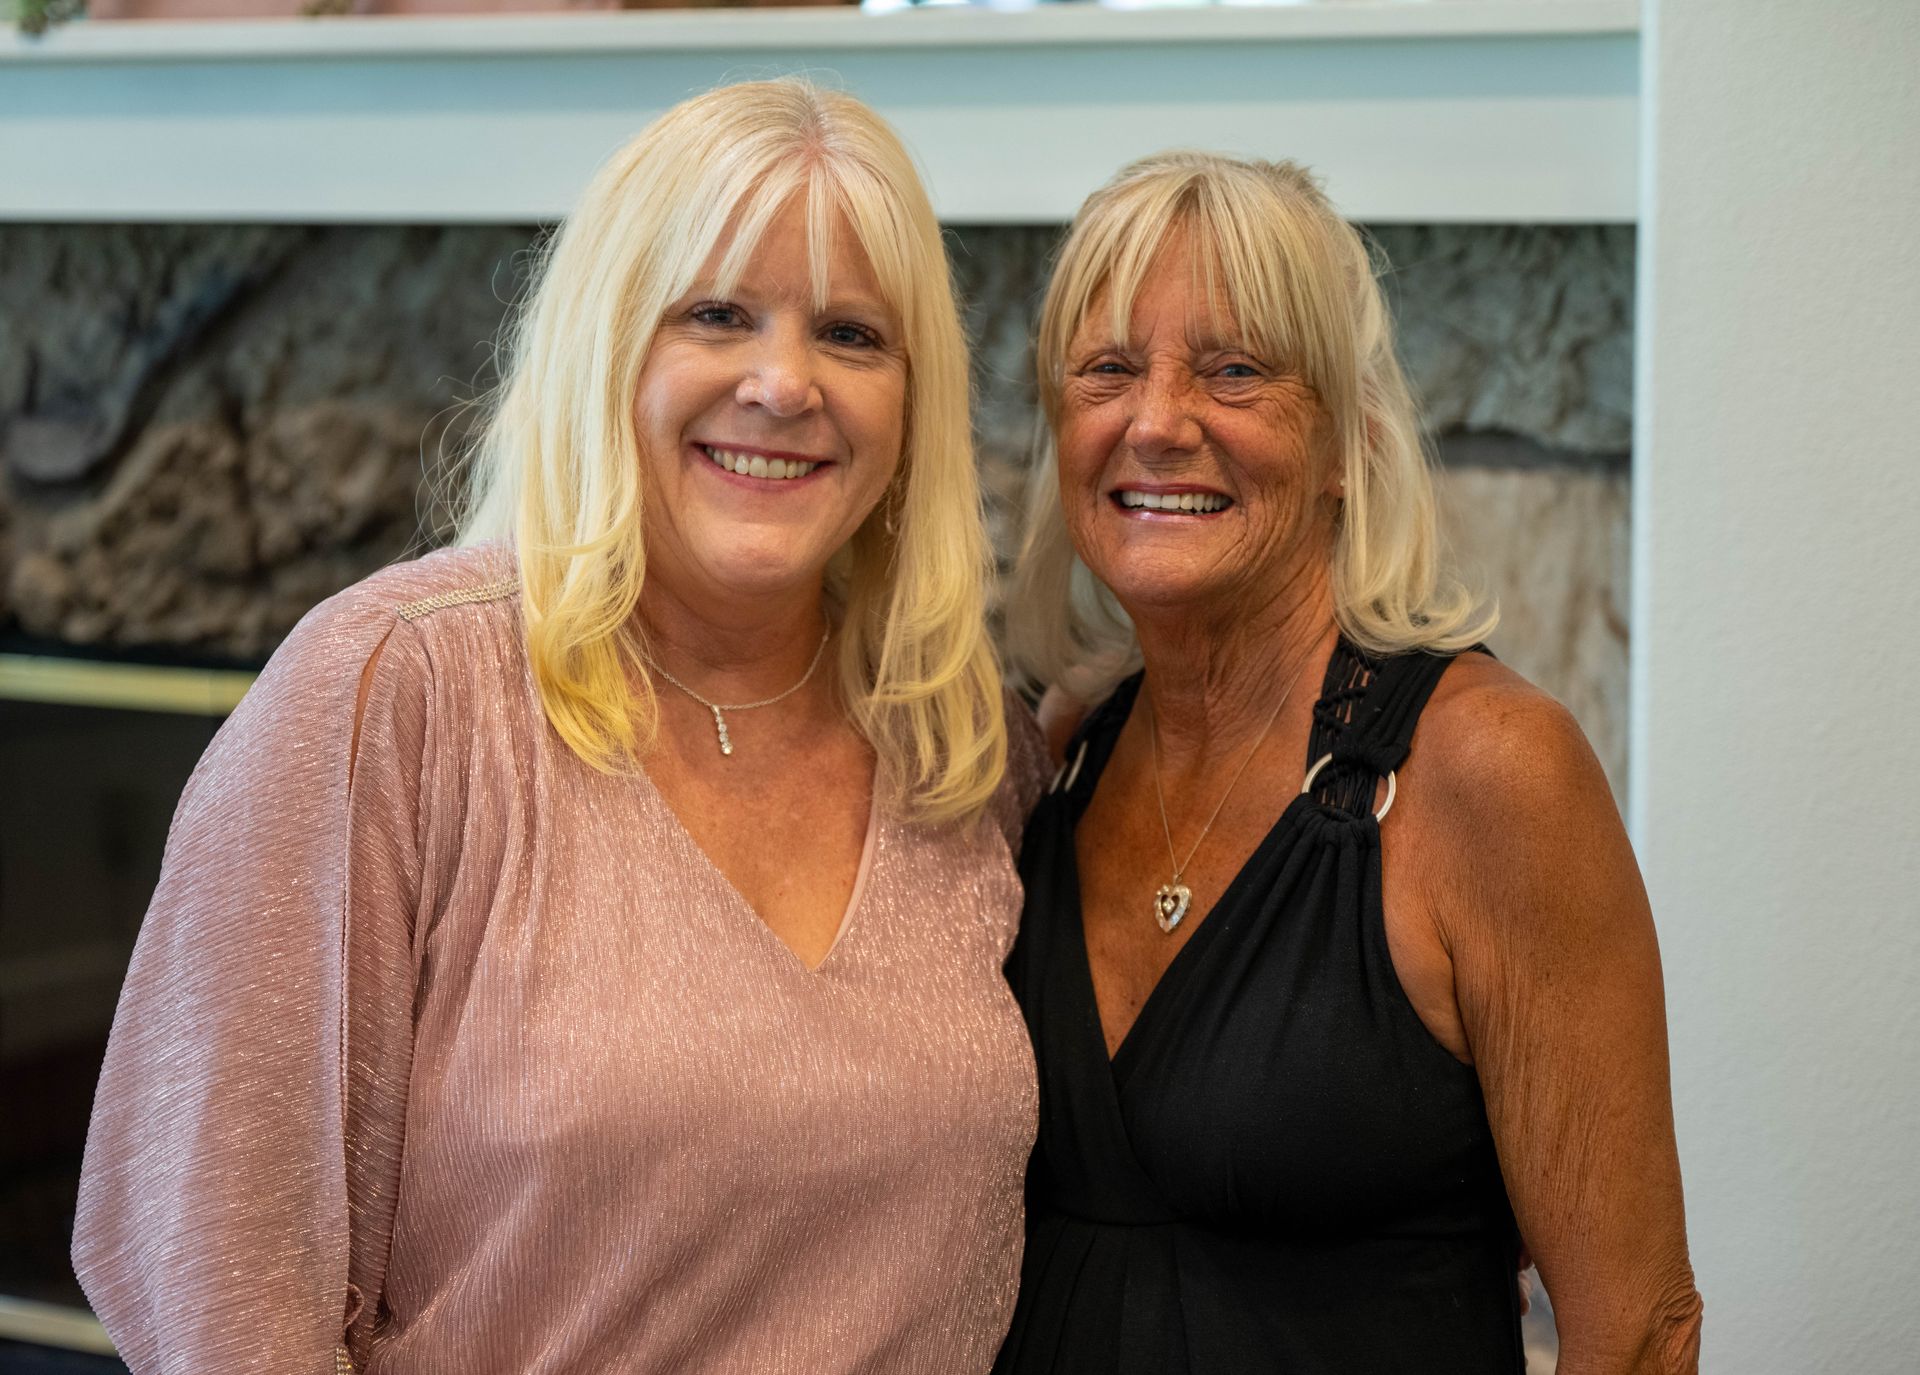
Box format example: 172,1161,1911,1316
995,152,1702,1374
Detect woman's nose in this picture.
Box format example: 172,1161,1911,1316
735,328,822,417
1126,367,1203,457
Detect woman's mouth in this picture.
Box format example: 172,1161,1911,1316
698,443,824,481
1113,489,1233,515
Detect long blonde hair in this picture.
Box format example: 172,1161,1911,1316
458,79,1006,822
1010,151,1494,697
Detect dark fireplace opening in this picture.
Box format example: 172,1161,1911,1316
0,684,228,1324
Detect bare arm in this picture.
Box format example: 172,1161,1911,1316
1427,689,1702,1374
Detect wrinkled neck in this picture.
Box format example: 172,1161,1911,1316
1130,563,1337,767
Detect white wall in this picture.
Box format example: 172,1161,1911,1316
1632,3,1920,1370
0,9,1638,225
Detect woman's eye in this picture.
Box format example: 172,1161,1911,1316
824,322,882,349
1218,362,1260,379
1086,360,1131,376
689,303,742,328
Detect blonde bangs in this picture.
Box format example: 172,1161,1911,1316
457,79,1007,824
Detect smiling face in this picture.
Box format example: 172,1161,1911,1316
1056,222,1343,624
633,193,908,614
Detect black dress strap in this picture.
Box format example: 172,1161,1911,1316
1305,638,1485,816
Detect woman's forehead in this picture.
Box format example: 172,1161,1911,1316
1076,258,1250,349
691,189,903,329
1069,209,1317,370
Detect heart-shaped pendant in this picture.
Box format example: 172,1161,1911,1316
1152,883,1192,934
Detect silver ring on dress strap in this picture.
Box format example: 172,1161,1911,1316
1301,752,1397,822
1063,738,1088,793
1049,738,1090,795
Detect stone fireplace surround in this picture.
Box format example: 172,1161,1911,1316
0,219,1632,785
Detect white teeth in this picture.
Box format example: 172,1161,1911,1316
1116,490,1229,513
702,447,817,480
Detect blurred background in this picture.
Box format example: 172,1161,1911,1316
0,2,1913,1372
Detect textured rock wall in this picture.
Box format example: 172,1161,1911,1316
0,222,1632,784
0,224,524,654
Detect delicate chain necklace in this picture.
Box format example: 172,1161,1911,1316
644,625,830,758
1144,648,1317,933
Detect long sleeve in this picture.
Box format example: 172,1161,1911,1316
72,583,434,1375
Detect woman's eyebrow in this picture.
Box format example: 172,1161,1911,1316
1183,321,1256,352
669,278,726,303
820,291,898,323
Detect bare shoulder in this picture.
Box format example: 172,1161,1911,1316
1408,652,1617,836
1397,652,1647,973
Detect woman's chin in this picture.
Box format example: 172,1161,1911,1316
648,535,836,610
1088,551,1240,622
702,557,833,606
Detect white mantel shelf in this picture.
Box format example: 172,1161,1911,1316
0,1,1639,223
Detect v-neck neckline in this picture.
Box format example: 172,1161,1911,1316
1067,789,1319,1081
638,761,881,977
1057,669,1331,1081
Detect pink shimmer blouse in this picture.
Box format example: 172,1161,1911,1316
73,544,1049,1375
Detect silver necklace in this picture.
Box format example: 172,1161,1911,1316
1144,650,1316,933
645,626,830,758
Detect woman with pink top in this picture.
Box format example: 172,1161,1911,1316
73,79,1047,1374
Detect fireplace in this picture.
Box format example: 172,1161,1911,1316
0,650,251,1367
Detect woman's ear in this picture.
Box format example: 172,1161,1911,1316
1321,417,1350,502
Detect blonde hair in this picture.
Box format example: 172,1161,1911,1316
458,79,1006,822
1010,151,1494,697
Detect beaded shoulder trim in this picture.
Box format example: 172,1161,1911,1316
395,577,519,622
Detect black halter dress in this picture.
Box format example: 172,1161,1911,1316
995,641,1524,1375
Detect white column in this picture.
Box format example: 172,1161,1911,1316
1631,3,1920,1371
